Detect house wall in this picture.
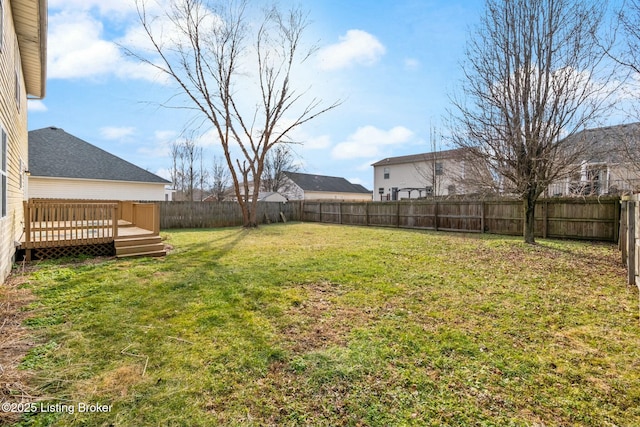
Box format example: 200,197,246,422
0,3,29,284
28,177,167,201
303,191,372,201
373,158,466,201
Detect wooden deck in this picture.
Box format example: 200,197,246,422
21,200,165,259
21,220,154,247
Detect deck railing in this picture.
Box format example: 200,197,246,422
23,201,118,249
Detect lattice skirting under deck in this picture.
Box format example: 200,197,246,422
26,243,115,261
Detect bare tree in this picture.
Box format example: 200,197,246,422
413,125,443,198
169,141,183,198
131,0,339,227
211,155,231,201
449,0,616,243
612,0,640,182
182,137,200,201
261,144,299,194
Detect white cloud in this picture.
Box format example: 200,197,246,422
49,0,138,15
27,100,47,112
138,144,170,158
404,58,421,70
318,30,386,71
47,10,163,82
305,135,332,150
154,130,179,142
100,126,136,140
155,167,172,180
331,126,414,160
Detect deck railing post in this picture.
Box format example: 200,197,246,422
113,204,119,239
23,201,31,249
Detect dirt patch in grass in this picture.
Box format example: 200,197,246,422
0,273,38,424
76,365,145,398
279,282,371,353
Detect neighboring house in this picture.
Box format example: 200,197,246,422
547,123,640,196
28,127,170,201
257,192,288,202
282,171,371,201
372,148,478,201
205,190,287,203
1,0,47,284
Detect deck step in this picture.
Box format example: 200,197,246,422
114,235,162,247
114,235,166,258
116,242,165,257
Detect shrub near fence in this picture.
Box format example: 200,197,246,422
302,197,621,242
159,201,302,229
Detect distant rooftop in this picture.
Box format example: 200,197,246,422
284,171,370,193
371,148,466,167
29,127,170,184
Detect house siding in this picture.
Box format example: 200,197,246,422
29,177,167,201
303,191,372,201
373,157,466,201
0,1,29,283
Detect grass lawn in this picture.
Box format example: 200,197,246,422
3,222,640,426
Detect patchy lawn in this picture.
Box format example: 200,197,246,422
2,222,639,426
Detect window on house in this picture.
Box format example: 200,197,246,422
435,162,443,176
1,129,7,218
383,167,390,179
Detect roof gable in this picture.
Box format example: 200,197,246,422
28,127,170,184
372,148,467,167
284,171,370,193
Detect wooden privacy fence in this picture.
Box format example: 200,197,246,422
302,197,621,242
159,201,302,229
23,200,118,248
620,195,639,286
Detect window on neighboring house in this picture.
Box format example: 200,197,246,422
435,162,443,176
383,167,390,179
1,129,7,218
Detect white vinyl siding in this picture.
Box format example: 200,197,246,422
28,177,168,201
0,129,9,218
1,128,6,217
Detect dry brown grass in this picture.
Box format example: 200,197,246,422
0,272,38,424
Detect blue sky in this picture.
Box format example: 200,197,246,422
26,1,496,190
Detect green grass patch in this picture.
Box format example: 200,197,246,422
10,223,640,426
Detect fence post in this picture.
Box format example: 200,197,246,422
614,198,620,245
365,202,370,226
620,198,628,260
480,201,485,233
627,199,636,286
396,202,400,227
542,200,548,239
434,201,439,232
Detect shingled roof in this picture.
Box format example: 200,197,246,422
284,171,370,193
371,148,467,167
561,122,640,163
29,127,170,184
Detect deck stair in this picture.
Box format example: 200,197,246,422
114,226,166,258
